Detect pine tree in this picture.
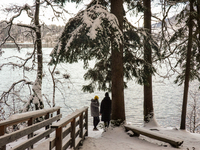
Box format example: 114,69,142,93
168,0,200,129
143,0,154,123
49,0,159,123
180,0,194,130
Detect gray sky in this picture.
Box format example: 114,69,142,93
0,0,88,25
0,0,185,27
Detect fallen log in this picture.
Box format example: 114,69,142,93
124,125,183,148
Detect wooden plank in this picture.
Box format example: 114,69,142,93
0,114,62,147
85,109,88,136
49,137,56,150
49,126,71,150
75,137,82,150
71,118,76,148
75,119,80,127
45,113,50,139
83,129,87,138
75,128,80,138
51,107,88,129
49,107,88,150
63,126,71,139
12,128,55,150
57,109,61,122
28,117,34,149
55,127,63,150
0,125,6,136
62,138,72,150
0,125,6,150
79,113,83,139
0,106,61,127
124,125,183,148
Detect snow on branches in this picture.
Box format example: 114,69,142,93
50,3,123,64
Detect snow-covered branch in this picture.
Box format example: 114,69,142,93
0,79,33,102
0,3,36,50
0,47,36,73
50,3,123,63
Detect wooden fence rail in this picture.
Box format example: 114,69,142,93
50,106,88,150
0,106,61,150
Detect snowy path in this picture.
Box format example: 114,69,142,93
79,126,200,150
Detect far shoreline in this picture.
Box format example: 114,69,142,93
1,42,56,48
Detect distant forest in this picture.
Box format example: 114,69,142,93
0,23,64,46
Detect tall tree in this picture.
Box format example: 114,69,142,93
110,0,125,122
50,0,142,123
180,0,194,130
33,0,44,110
143,0,154,123
168,0,200,130
50,0,158,124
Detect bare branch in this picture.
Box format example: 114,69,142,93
0,79,33,102
0,3,37,50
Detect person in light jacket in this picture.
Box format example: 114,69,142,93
90,95,100,131
100,92,112,128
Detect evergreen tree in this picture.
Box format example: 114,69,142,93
124,0,160,123
143,0,154,123
169,0,200,129
50,0,140,123
50,0,159,123
110,0,125,122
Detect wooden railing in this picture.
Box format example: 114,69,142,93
0,106,89,150
0,106,61,150
50,106,88,150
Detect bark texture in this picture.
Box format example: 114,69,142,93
111,0,125,122
180,0,194,130
143,0,154,122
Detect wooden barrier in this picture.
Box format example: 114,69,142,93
50,106,88,150
124,125,184,148
0,106,61,150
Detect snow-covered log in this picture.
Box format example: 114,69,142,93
124,125,184,148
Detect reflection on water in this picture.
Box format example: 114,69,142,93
0,47,199,128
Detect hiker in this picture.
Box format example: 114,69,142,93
90,95,100,131
100,92,112,128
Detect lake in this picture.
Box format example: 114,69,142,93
0,47,199,129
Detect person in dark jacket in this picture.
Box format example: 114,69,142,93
90,95,100,131
100,92,112,128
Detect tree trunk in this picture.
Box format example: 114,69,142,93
143,0,154,122
34,0,44,110
180,0,194,130
197,0,200,50
111,0,125,122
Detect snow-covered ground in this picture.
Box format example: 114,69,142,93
6,122,200,150
79,125,200,150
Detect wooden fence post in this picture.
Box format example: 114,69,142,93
28,117,34,149
79,112,83,140
45,112,50,138
57,109,60,122
71,118,76,149
85,109,88,136
0,125,6,150
55,127,63,150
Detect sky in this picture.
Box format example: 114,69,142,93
0,0,186,27
0,0,89,25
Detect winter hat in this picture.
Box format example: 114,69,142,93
94,95,99,100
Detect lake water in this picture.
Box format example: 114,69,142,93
0,47,200,129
